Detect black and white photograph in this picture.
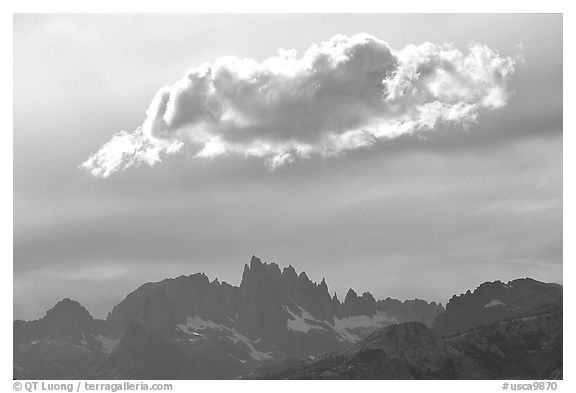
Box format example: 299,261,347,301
9,8,567,388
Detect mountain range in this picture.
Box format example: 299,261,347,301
13,256,562,380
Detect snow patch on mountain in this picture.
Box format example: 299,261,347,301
285,306,326,333
484,299,506,308
283,305,397,342
228,353,247,364
222,326,273,360
95,334,121,352
331,311,397,342
176,315,271,360
177,316,223,333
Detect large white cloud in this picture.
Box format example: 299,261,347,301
82,33,516,177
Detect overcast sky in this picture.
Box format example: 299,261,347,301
14,14,562,320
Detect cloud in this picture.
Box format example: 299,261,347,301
82,33,516,177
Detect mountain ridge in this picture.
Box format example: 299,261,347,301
432,277,563,336
13,255,561,380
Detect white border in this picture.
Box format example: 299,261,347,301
2,2,571,392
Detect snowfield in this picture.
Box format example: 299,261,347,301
484,299,506,308
176,315,273,360
94,334,121,352
176,316,223,333
284,305,397,342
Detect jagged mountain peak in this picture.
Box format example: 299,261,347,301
281,265,298,282
361,292,375,301
34,255,448,363
241,256,283,285
250,255,262,265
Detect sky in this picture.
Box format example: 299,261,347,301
14,14,562,320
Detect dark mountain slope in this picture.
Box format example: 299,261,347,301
446,303,562,379
14,299,99,344
259,302,562,380
259,322,485,379
95,321,187,379
432,278,562,336
13,299,120,379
